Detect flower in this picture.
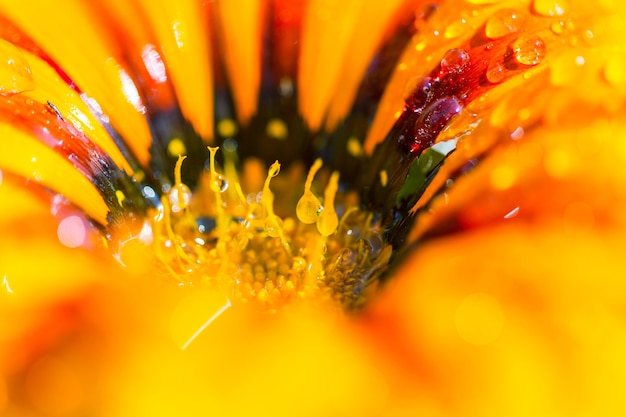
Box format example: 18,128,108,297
1,0,626,415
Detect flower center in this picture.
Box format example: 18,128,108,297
141,145,391,311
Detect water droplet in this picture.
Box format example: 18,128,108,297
582,29,594,45
551,21,565,35
510,34,546,66
444,18,467,39
2,274,13,295
317,208,338,237
403,76,434,111
168,183,192,212
264,215,283,238
510,126,524,140
532,0,567,17
196,217,217,234
141,44,167,83
411,97,463,153
504,206,520,219
485,8,526,39
603,55,626,87
485,60,506,83
0,39,35,95
440,49,471,76
296,192,322,224
214,174,229,192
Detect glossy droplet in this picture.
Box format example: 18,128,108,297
317,208,338,237
316,171,340,237
510,34,546,66
411,97,463,153
264,215,283,238
168,183,192,212
486,60,506,83
604,55,626,87
403,76,434,111
444,18,467,39
0,39,35,95
551,21,565,35
440,49,471,76
296,192,322,224
213,174,229,192
485,8,526,39
297,158,323,224
532,0,567,17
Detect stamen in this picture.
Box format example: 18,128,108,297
317,171,340,237
172,155,189,211
261,161,289,250
207,146,228,252
140,147,391,310
296,158,323,224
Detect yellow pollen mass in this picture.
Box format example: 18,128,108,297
137,148,390,310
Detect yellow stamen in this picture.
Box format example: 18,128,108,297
296,158,323,224
140,147,389,310
317,171,340,237
207,146,229,253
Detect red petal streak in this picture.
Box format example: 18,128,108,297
0,14,80,93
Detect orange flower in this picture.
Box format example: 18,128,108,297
1,0,626,415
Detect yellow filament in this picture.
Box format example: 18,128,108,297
171,155,189,211
260,161,290,251
159,195,194,280
261,161,280,235
174,155,186,186
207,147,228,252
317,171,340,237
296,158,323,224
141,147,389,308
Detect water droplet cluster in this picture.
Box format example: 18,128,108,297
397,1,567,157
